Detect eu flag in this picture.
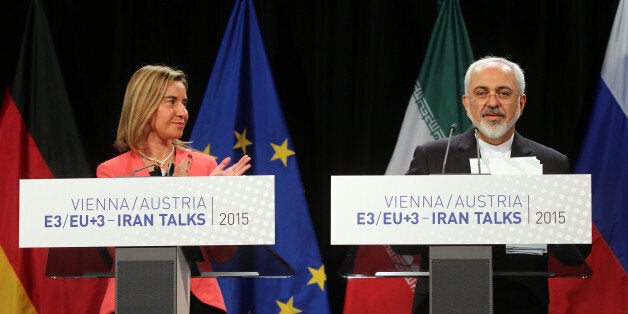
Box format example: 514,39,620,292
189,0,331,313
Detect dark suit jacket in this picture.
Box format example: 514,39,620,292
401,127,590,314
407,127,570,175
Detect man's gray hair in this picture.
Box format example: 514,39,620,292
464,56,526,94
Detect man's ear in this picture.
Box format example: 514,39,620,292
519,94,527,113
462,94,470,112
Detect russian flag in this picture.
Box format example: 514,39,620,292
549,0,628,312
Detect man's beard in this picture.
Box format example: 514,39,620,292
466,106,521,140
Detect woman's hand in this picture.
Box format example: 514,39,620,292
210,155,252,176
173,154,193,176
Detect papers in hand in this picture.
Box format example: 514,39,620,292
469,156,547,255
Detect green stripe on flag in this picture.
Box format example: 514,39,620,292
386,0,474,174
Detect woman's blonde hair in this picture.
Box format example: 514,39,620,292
115,65,188,152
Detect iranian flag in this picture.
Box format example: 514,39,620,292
343,0,473,312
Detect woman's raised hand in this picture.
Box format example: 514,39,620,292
210,155,252,176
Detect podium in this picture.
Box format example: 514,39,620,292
331,175,592,313
19,176,293,313
339,244,591,313
44,245,293,313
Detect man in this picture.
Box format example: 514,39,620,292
407,56,570,176
404,56,590,313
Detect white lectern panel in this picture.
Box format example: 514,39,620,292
331,175,591,245
20,176,274,247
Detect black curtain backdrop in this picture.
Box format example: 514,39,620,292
1,0,619,312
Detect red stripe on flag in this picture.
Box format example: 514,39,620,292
1,89,108,313
550,226,628,313
344,278,415,314
343,245,415,313
1,89,52,303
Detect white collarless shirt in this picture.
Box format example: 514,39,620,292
477,133,514,158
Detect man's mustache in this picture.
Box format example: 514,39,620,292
481,108,506,117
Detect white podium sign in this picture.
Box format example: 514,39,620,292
331,175,591,245
20,176,274,247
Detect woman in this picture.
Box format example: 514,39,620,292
97,64,250,313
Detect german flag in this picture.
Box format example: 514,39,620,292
0,0,108,312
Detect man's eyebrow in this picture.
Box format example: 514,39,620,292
473,85,513,91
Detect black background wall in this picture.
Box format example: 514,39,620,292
1,0,620,312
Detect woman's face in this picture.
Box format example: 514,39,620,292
148,80,188,142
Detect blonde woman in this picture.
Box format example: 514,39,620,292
97,64,249,313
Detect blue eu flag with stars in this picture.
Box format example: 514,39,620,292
189,0,331,313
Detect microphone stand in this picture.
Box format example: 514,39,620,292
442,123,457,174
132,163,160,176
474,128,482,174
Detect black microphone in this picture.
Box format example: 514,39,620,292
442,123,457,174
131,163,160,176
148,165,162,176
165,162,175,176
474,128,482,174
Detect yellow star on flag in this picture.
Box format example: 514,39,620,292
202,144,218,160
233,128,253,154
307,264,327,291
276,296,302,314
270,138,295,167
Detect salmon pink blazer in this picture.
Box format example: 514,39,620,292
96,148,227,313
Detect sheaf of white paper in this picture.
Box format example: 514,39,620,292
469,157,542,175
469,157,547,255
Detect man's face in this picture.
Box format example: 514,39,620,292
462,62,526,144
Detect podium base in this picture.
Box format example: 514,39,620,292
116,247,190,314
429,246,492,314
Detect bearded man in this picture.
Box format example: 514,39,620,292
403,56,590,313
